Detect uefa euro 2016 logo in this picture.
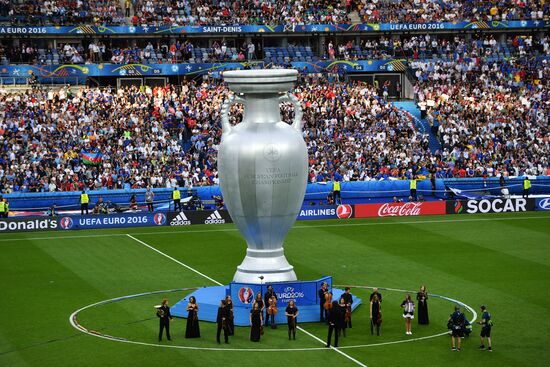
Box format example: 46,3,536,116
153,213,166,226
238,287,254,304
60,216,74,230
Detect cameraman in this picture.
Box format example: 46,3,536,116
212,195,224,210
448,305,465,351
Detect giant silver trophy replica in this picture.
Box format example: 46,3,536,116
219,69,308,283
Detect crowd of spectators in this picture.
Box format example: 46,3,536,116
2,34,548,66
1,0,547,26
2,0,125,25
0,79,430,194
327,34,550,61
1,60,547,194
412,56,549,178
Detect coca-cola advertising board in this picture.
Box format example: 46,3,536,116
354,201,446,218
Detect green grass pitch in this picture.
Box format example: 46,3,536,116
1,212,549,367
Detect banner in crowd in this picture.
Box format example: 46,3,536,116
0,216,58,233
57,212,168,230
535,197,550,211
166,210,233,226
230,276,332,308
298,204,353,220
0,62,263,79
0,60,405,80
354,201,446,218
81,149,103,166
0,20,546,35
446,198,536,214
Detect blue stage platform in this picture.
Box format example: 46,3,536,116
171,285,362,326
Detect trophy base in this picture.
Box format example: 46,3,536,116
233,249,297,283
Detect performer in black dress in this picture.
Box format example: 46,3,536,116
216,300,230,344
185,296,201,338
285,300,299,340
337,297,348,337
264,285,277,327
253,292,265,324
416,285,429,325
225,295,235,335
341,287,354,329
370,288,382,303
370,294,381,336
319,282,330,322
250,303,263,342
326,301,340,347
157,298,172,341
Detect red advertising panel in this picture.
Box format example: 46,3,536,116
354,201,446,218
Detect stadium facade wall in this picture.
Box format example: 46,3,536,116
4,177,550,211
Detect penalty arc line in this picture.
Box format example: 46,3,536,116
125,234,368,367
2,214,549,243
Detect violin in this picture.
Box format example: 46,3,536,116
323,291,333,310
345,306,352,323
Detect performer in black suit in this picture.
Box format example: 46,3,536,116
326,301,340,347
216,300,230,344
225,295,235,335
341,287,354,328
264,285,277,327
319,282,329,322
157,298,172,341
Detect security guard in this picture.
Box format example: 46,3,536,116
410,176,418,201
172,187,181,211
333,180,341,205
2,198,9,218
0,196,5,218
523,176,531,198
80,190,90,215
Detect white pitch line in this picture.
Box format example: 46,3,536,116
1,214,548,242
125,234,223,287
125,234,368,367
297,326,368,367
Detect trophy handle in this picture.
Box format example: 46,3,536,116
280,93,303,132
221,94,244,134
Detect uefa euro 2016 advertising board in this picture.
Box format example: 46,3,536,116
57,213,168,230
230,276,332,308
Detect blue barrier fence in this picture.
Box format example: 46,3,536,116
4,176,549,211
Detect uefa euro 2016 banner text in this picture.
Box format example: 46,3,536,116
0,21,546,35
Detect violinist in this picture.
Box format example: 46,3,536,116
285,299,299,340
264,285,277,327
253,293,265,325
341,287,354,329
338,297,348,337
267,295,278,329
319,282,330,322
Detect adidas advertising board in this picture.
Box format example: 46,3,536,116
170,212,191,226
446,198,535,214
0,217,58,233
166,210,233,226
